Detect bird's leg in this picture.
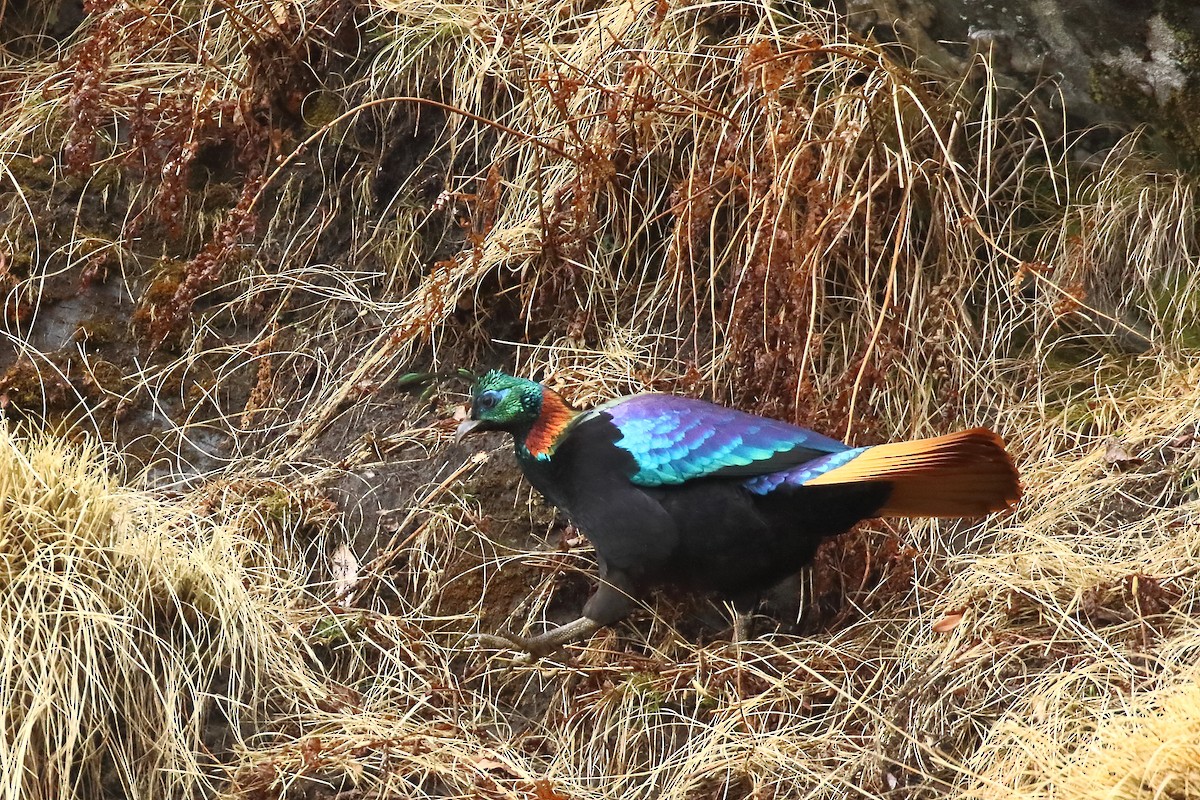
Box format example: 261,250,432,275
730,593,760,644
480,573,635,660
479,616,605,659
726,574,803,643
764,573,802,629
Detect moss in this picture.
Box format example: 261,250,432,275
4,154,56,192
1040,354,1161,434
620,672,667,713
261,486,296,523
82,358,127,395
134,259,187,313
72,316,122,346
199,182,239,212
1089,65,1157,132
1150,282,1200,349
89,161,123,194
0,356,69,412
309,613,367,647
3,252,35,281
1160,1,1200,71
0,347,133,427
301,89,344,131
183,379,212,406
129,259,190,348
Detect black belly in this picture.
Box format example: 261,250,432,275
647,479,891,596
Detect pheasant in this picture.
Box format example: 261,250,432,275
455,370,1020,657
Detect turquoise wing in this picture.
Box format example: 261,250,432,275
590,394,850,487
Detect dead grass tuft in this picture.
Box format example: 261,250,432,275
1052,680,1200,800
0,427,316,799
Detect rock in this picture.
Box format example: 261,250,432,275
840,0,1200,161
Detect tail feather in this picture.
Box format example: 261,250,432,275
803,428,1021,518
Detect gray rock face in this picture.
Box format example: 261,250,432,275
840,0,1200,159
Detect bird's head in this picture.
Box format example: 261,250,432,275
455,370,546,443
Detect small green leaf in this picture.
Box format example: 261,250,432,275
394,372,435,390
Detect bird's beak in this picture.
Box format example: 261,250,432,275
454,418,484,444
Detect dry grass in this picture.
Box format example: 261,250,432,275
1,0,1199,797
0,427,319,800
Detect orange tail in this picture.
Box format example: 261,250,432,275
803,428,1021,518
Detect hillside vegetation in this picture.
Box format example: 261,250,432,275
1,0,1199,797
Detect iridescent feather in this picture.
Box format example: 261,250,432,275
583,394,850,487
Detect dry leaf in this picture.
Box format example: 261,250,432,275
533,778,570,800
472,752,519,777
1166,424,1198,450
453,404,470,422
559,524,585,550
1103,439,1143,469
271,1,293,26
330,543,359,604
932,611,965,633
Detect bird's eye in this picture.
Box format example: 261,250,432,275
478,391,500,411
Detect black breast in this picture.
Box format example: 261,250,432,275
518,415,682,581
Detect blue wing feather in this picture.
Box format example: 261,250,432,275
587,394,850,487
742,448,868,494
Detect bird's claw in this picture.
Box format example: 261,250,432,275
472,630,550,663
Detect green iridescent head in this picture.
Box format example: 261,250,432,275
454,370,545,441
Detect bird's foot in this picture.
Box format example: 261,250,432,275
472,631,549,664
474,616,604,662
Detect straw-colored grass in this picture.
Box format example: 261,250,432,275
0,428,317,800
1,0,1199,797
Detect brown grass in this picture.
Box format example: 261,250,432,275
1,0,1199,797
0,427,319,799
